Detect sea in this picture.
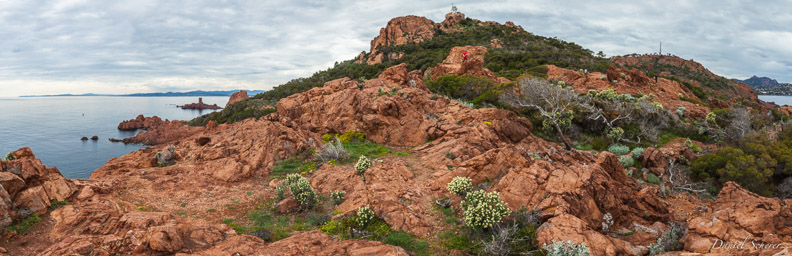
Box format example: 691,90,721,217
759,95,792,107
0,96,226,179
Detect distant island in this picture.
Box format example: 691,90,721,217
20,90,267,97
733,75,792,95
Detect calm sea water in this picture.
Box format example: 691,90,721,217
759,95,792,106
0,96,226,179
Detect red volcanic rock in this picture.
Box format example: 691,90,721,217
0,147,77,231
118,115,166,130
429,46,508,84
117,116,202,145
180,98,221,110
362,15,435,64
198,230,408,255
685,182,792,254
225,90,249,108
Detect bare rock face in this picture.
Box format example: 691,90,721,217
430,46,503,82
685,182,792,254
193,230,408,255
225,90,249,108
117,116,203,145
363,15,435,64
118,115,167,130
0,148,77,230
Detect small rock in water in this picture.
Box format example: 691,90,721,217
81,137,88,141
90,136,99,140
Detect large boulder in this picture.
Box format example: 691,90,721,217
363,15,436,64
685,182,792,254
0,147,77,230
225,90,249,108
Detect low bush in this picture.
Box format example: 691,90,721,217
462,190,510,230
7,214,41,234
447,176,473,197
542,240,590,256
331,190,346,205
648,223,686,255
316,137,350,163
631,147,645,160
619,156,634,168
354,155,371,176
607,144,630,155
287,175,316,210
647,173,660,184
357,206,375,229
3,152,15,161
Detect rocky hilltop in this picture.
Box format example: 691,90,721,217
2,12,792,256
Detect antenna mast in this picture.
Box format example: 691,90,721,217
659,42,662,55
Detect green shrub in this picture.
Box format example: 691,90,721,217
607,127,624,142
647,173,660,184
607,144,630,156
357,206,375,228
354,155,371,181
383,232,430,254
275,183,287,201
7,214,40,234
447,176,473,197
542,240,590,256
631,147,645,160
3,152,15,161
288,175,316,210
462,190,510,230
50,200,69,210
331,190,346,205
338,131,365,143
619,156,634,168
155,145,176,167
676,107,686,118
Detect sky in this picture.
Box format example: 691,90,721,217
1,0,791,97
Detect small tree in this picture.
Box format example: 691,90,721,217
501,77,591,149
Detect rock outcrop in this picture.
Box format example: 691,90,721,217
362,15,436,65
225,90,249,108
0,148,76,231
179,98,221,110
685,182,792,254
429,46,509,84
117,116,202,145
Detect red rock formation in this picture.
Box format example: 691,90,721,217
6,61,789,255
225,90,248,108
0,148,76,232
429,46,509,84
685,182,792,254
179,98,222,110
363,15,436,64
117,115,202,145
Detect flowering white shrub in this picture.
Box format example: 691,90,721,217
462,190,510,229
447,176,473,197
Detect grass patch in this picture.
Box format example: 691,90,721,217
342,141,392,162
271,157,318,179
7,214,40,234
50,200,69,209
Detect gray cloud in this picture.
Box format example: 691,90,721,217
0,0,791,97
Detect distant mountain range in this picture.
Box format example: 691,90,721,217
732,76,792,95
20,90,266,97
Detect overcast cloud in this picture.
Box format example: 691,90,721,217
1,0,791,97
